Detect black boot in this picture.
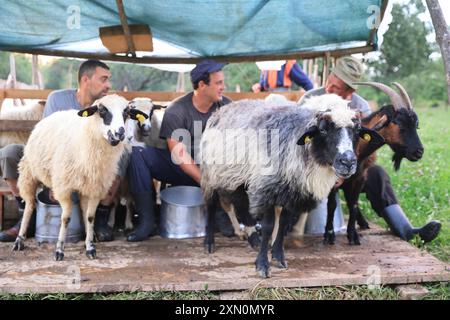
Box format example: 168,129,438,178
94,204,114,242
382,204,441,243
127,192,157,242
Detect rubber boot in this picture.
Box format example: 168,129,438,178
94,204,114,242
382,204,441,243
127,192,157,242
0,197,35,242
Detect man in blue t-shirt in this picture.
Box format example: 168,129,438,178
0,59,121,242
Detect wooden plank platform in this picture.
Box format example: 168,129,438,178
0,229,448,294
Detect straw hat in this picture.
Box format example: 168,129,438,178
331,56,364,89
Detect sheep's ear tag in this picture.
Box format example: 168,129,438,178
136,114,146,124
297,134,313,146
297,126,318,146
363,133,371,142
129,109,149,122
82,111,88,117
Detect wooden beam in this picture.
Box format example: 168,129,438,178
115,0,136,57
0,120,38,132
0,89,302,102
5,45,376,64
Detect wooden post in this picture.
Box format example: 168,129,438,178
426,0,450,107
313,59,319,88
176,72,185,92
322,52,331,86
31,55,43,89
308,59,314,82
67,63,73,89
7,54,21,107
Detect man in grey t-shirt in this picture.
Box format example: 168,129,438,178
127,60,232,242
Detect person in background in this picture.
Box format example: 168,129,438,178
298,56,441,243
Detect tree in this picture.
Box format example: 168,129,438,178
369,0,432,81
426,0,450,105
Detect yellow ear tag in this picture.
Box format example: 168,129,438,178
304,136,311,144
363,133,371,142
82,111,88,117
136,114,145,124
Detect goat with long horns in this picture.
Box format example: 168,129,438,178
321,81,441,245
290,77,441,245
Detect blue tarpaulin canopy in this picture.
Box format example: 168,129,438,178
0,0,387,63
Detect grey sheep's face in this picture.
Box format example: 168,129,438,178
309,118,358,179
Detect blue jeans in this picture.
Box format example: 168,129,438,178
128,146,198,194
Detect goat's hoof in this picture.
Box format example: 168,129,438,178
357,220,370,230
12,237,25,251
86,249,97,259
347,231,361,245
323,230,336,245
54,251,65,261
247,232,261,250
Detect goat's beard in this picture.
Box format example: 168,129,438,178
392,153,403,171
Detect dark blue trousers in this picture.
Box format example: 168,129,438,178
128,146,198,194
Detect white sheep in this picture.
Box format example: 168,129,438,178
13,94,148,260
0,100,46,147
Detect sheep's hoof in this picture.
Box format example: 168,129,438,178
247,232,261,250
54,251,65,261
323,230,336,245
347,230,361,245
12,237,25,251
256,266,271,278
86,249,97,259
255,257,271,278
272,256,288,269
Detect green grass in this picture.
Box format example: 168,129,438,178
0,290,218,300
1,107,448,300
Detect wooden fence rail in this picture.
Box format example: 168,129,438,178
0,89,303,131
